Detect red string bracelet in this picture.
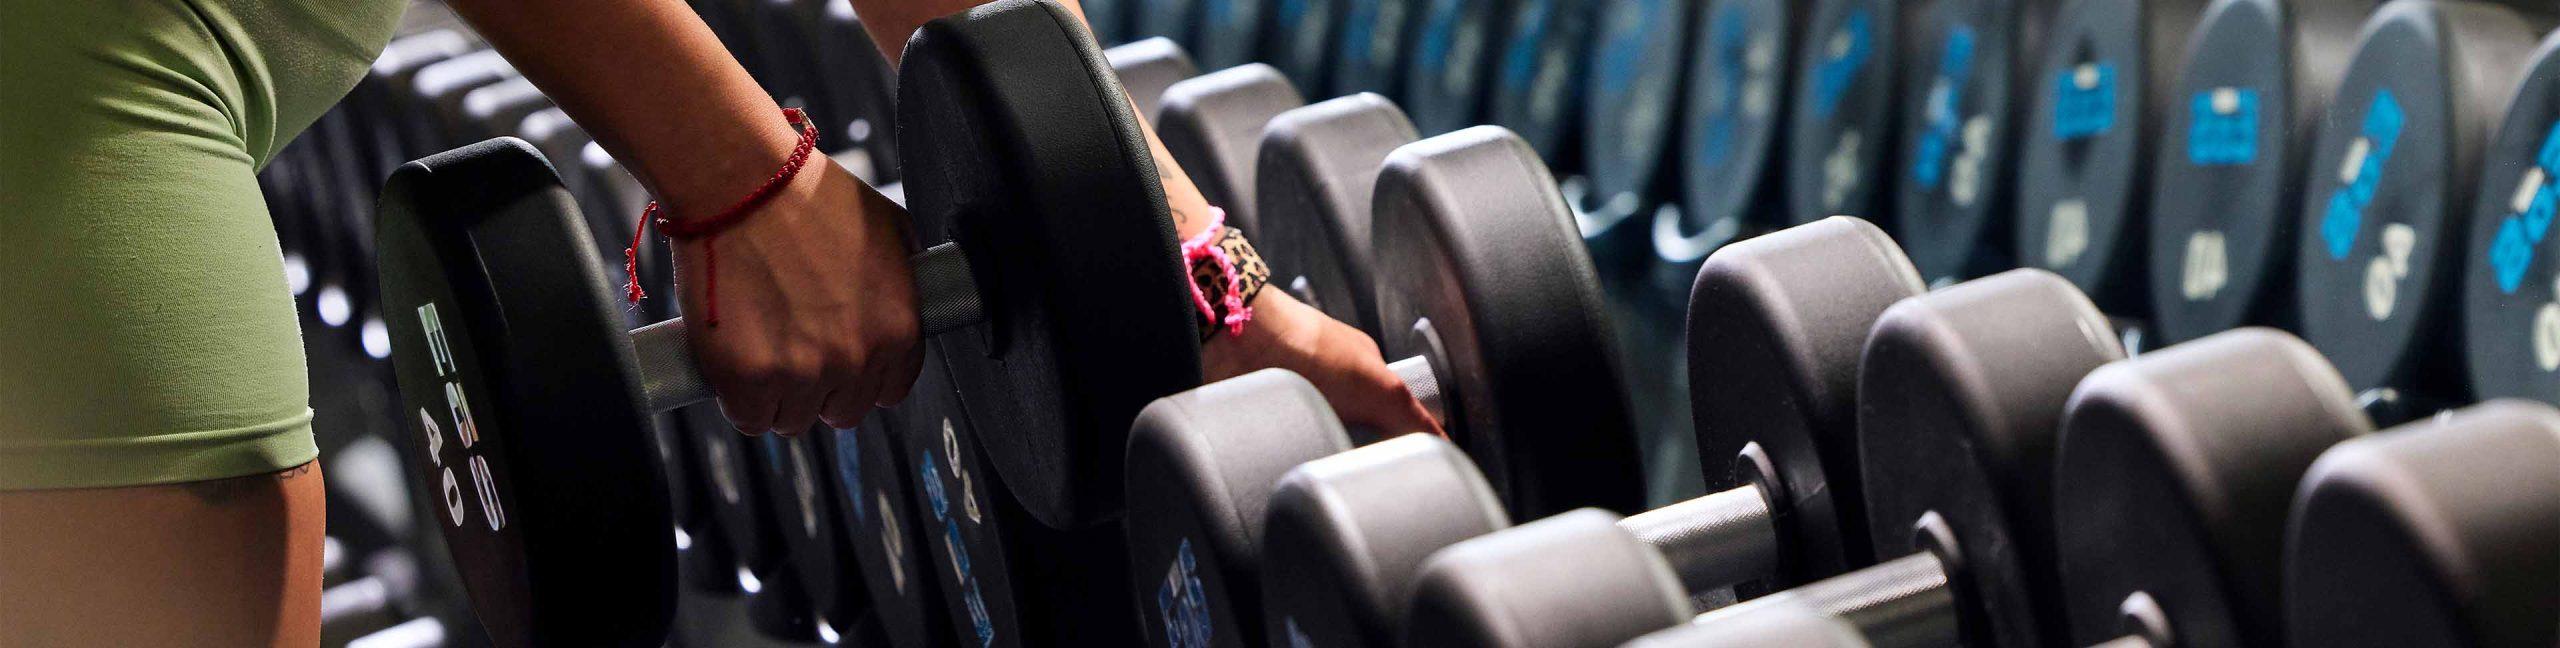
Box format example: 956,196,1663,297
624,107,821,327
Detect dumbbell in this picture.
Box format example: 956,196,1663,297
2284,400,2560,647
814,406,951,647
1265,0,1345,92
1196,0,1274,71
2464,28,2560,408
408,49,518,149
356,29,480,185
1653,0,1799,307
1574,0,1695,277
1892,0,2056,287
896,343,1145,647
2297,0,2553,419
1331,0,1423,98
374,2,1204,643
1784,0,1917,228
2014,0,2207,318
751,427,882,644
1126,122,1661,647
1110,37,1202,122
1484,0,1594,168
2145,0,2364,344
1257,93,1421,340
1630,328,2364,647
1399,0,1504,136
1157,63,1308,237
1397,267,2129,647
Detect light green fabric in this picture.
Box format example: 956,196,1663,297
0,0,404,489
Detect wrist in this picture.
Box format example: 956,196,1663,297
642,107,810,220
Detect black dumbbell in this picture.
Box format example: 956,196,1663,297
1892,0,2056,287
1653,0,1799,307
1111,37,1204,122
1257,93,1421,340
1127,122,1660,648
897,343,1145,647
2145,0,2364,344
1783,0,1917,228
1400,0,1506,137
1484,0,1594,169
2013,0,2207,318
1573,0,1695,277
754,428,882,644
1631,328,2363,647
1331,0,1423,99
2297,0,2553,420
374,1,1203,643
2284,400,2560,648
816,408,951,647
1158,63,1308,237
2463,28,2560,408
1397,267,2131,647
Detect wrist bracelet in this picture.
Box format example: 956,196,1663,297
622,107,821,327
1183,207,1270,342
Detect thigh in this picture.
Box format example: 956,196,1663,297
0,462,327,647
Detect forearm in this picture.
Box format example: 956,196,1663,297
849,0,1220,238
446,0,800,219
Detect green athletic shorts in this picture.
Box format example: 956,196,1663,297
0,0,403,489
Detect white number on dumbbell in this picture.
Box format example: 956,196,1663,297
1743,36,1776,118
878,488,908,594
790,442,820,537
472,456,506,531
1823,132,1863,212
2183,230,2228,300
2363,223,2416,320
2046,199,2089,268
706,438,743,505
1950,117,1990,207
941,417,981,525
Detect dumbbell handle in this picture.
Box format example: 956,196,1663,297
631,242,983,413
1691,551,1958,648
1620,483,1780,593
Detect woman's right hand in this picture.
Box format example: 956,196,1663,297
672,156,925,435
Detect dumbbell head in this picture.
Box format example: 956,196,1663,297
2285,400,2560,648
1123,369,1356,648
2296,0,2552,401
1259,434,1510,646
1399,0,1505,137
1157,63,1307,237
1108,37,1202,122
2012,0,2204,315
1891,0,2054,285
1784,0,1914,227
1660,0,1801,303
2146,0,2365,343
1256,93,1420,339
1402,510,1693,648
2464,30,2560,407
1855,268,2124,646
1371,126,1644,518
2054,328,2368,646
758,429,874,638
822,412,951,648
1576,0,1692,259
1687,216,1924,584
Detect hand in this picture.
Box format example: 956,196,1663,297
1203,291,1444,438
672,157,924,435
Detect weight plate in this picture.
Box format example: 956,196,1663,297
2285,401,2560,648
2052,329,2365,647
696,411,785,580
1484,0,1594,167
1123,370,1356,648
1578,0,1693,266
2465,31,2560,406
1108,37,1204,123
1857,269,2122,648
827,411,951,648
1331,0,1422,98
1254,94,1422,340
2146,0,2362,343
1784,0,1907,227
1402,0,1506,136
1158,64,1308,237
1265,0,1344,91
1370,127,1644,519
2015,0,2204,315
1893,0,2053,285
375,139,675,646
1686,217,1924,586
2295,0,2542,396
899,1,1204,528
1661,0,1798,303
762,430,870,635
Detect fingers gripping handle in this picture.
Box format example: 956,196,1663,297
632,243,982,413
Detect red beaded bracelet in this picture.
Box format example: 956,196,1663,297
622,107,822,327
